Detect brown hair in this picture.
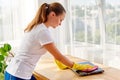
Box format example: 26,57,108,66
24,2,66,32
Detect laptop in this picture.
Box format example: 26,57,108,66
71,61,104,76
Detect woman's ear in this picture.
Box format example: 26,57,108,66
50,11,56,17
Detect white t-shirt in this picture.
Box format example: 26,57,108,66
6,23,53,79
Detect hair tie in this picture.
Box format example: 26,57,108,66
45,3,49,9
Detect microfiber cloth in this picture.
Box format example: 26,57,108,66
72,61,104,76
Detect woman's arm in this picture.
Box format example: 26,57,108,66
43,42,98,72
43,42,74,68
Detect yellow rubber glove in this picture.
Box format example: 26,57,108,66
72,63,97,71
55,60,68,70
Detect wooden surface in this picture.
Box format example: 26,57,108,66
34,54,120,80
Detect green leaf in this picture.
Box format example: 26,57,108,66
0,51,8,57
2,52,8,56
0,72,4,80
0,67,2,72
0,47,6,54
4,43,11,52
0,62,2,66
4,65,7,70
0,63,2,68
0,63,2,72
0,55,4,61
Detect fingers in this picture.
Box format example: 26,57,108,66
81,66,98,72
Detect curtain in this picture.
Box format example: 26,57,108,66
68,0,120,69
0,0,38,42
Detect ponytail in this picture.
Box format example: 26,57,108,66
24,3,49,32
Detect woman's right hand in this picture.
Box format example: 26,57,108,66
72,63,98,72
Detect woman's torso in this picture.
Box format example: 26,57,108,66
6,23,53,79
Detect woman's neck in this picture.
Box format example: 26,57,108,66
43,22,50,28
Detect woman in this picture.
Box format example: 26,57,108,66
5,2,97,80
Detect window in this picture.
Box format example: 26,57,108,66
70,0,100,44
105,0,120,44
69,0,120,69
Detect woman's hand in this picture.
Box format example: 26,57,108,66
72,63,98,72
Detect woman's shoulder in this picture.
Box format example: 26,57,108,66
37,23,47,30
31,23,47,33
34,23,50,35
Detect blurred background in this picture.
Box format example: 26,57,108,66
0,0,120,69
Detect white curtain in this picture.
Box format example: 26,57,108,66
0,0,38,42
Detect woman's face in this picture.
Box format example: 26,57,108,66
47,12,66,28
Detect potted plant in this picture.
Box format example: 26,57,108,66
0,43,14,80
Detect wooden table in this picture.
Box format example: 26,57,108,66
34,54,120,80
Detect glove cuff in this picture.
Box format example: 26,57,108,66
55,60,68,70
72,62,77,69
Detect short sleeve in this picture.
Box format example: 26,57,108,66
37,29,53,46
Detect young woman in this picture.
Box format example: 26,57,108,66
5,2,97,80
